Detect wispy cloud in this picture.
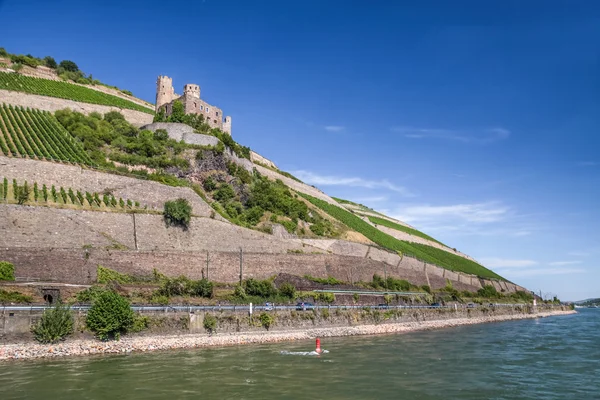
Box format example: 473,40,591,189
479,258,538,268
292,170,414,196
549,261,582,266
497,267,586,278
577,161,598,167
391,127,510,144
324,125,345,132
352,196,389,204
568,251,590,257
391,202,509,224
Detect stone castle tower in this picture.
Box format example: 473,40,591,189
155,76,231,135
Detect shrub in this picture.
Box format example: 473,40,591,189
203,314,217,334
315,292,335,304
0,289,32,303
0,261,15,281
188,279,214,298
214,184,235,202
203,176,217,192
477,285,499,299
157,276,213,298
304,275,344,285
259,312,274,330
75,286,108,303
129,314,150,333
233,284,247,299
51,185,58,202
42,184,48,202
279,282,296,299
244,278,277,298
33,182,39,201
421,285,432,294
58,60,79,72
15,183,30,205
97,265,132,284
164,198,192,228
86,290,134,340
31,303,74,344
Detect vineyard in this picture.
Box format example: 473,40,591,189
367,215,447,247
0,104,93,165
300,193,504,280
0,72,153,114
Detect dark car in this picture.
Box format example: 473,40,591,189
377,304,390,309
430,302,441,308
467,303,476,308
296,302,315,311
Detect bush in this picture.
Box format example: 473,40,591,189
97,265,132,284
75,286,108,303
477,285,499,299
58,60,79,72
279,282,296,299
0,289,32,303
315,292,335,303
157,276,213,298
32,302,74,344
244,278,277,298
164,198,192,228
0,261,15,281
203,314,217,334
86,290,134,340
129,314,150,333
259,312,274,330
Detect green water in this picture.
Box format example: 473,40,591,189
1,310,598,399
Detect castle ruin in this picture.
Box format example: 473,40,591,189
155,76,231,135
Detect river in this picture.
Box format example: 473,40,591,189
1,309,597,399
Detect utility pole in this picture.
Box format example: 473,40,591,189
239,247,243,285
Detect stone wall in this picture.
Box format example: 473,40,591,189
250,151,277,169
0,156,214,216
141,122,220,146
0,90,153,126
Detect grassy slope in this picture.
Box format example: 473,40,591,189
366,215,447,247
301,193,503,280
0,72,153,114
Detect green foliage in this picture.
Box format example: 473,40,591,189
214,184,236,202
203,314,217,333
164,198,192,228
314,292,336,303
304,275,344,285
353,293,360,302
15,182,30,205
299,193,504,280
203,176,217,192
0,289,32,303
129,314,150,333
279,282,297,299
75,286,108,303
233,284,247,300
0,72,152,114
32,302,74,344
97,265,132,284
259,312,274,330
86,290,134,341
157,276,213,298
33,182,39,201
247,176,309,222
58,60,79,72
167,101,185,123
510,290,534,302
244,278,277,298
42,184,48,201
2,177,7,200
421,285,432,294
0,261,15,281
43,56,57,69
477,285,499,299
367,215,446,246
370,274,412,291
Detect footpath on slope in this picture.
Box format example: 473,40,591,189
0,309,575,361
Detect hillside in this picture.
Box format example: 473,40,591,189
0,58,530,301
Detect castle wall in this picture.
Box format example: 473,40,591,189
140,122,220,147
250,151,277,169
0,89,153,126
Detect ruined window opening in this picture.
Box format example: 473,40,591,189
216,112,219,116
214,119,217,124
43,294,54,304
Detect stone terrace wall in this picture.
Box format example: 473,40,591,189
0,90,153,126
253,164,339,205
250,151,277,169
0,156,213,216
141,123,220,147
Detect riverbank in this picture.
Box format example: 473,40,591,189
0,309,575,361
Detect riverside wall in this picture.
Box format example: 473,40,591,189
0,90,153,126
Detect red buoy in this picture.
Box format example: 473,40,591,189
315,338,322,354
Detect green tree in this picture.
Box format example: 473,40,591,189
32,302,74,344
279,282,296,299
43,56,57,69
167,101,185,123
164,198,192,228
86,290,134,341
58,60,79,72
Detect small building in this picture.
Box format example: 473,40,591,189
155,76,231,135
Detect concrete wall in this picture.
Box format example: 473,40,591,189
0,90,153,126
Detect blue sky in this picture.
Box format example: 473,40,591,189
1,0,598,300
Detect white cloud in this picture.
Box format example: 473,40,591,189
549,261,582,266
568,251,590,257
391,126,510,144
479,258,538,268
497,267,586,278
324,125,345,132
391,202,509,224
292,170,414,196
351,196,389,204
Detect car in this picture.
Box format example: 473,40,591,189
296,302,315,311
377,304,390,309
467,303,476,308
264,302,274,311
430,302,441,308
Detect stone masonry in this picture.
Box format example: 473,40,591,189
156,76,232,135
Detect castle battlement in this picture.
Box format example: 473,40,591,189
155,76,231,135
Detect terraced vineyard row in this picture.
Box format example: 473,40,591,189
0,72,153,114
367,215,447,247
300,193,504,280
0,104,94,165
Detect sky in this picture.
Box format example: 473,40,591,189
1,0,598,300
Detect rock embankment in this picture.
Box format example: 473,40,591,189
0,309,575,361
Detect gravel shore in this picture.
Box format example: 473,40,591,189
0,309,575,361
